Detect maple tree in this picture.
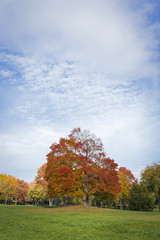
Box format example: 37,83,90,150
0,174,18,204
45,128,121,206
15,179,29,204
34,163,50,204
118,167,136,209
35,163,48,193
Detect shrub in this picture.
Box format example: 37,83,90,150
128,184,155,211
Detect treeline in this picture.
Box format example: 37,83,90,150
0,174,29,205
0,128,159,211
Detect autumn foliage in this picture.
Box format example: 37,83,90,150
45,128,121,206
118,167,136,209
35,163,48,194
0,174,18,204
15,179,29,204
0,128,140,208
0,174,29,204
26,163,48,204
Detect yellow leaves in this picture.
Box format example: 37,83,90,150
118,168,135,199
27,184,46,201
0,174,18,203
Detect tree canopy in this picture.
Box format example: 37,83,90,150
0,174,18,204
118,167,136,209
45,128,121,206
141,162,160,211
128,183,155,211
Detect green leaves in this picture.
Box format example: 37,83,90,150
141,162,160,211
128,184,155,211
27,184,46,202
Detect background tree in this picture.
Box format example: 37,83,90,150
128,183,155,211
15,179,29,205
0,174,18,204
118,167,136,210
34,163,50,205
35,163,48,193
45,128,121,206
0,174,4,201
141,162,160,211
27,184,46,205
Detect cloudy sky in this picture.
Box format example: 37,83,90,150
0,0,160,182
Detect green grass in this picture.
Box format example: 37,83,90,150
0,205,160,240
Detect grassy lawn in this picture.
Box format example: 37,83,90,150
0,205,159,240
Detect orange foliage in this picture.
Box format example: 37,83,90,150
16,179,29,203
35,163,48,192
118,167,136,199
45,128,121,204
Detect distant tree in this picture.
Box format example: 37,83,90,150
34,163,50,205
141,162,160,211
118,167,136,210
0,174,18,204
0,174,3,182
45,128,121,206
27,184,46,205
0,174,3,200
35,163,48,193
15,179,29,205
128,183,155,211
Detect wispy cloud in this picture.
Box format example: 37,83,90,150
0,0,160,181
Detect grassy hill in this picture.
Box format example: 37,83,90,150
0,205,159,240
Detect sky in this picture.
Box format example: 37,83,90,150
0,0,160,182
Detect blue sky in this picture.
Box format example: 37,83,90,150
0,0,160,182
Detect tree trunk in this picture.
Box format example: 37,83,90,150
82,193,87,206
82,174,88,207
5,194,8,205
88,195,92,206
119,198,122,210
49,198,53,206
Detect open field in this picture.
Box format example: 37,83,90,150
0,205,160,240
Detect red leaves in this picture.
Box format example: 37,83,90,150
16,179,29,203
45,128,121,202
119,167,136,185
0,174,29,204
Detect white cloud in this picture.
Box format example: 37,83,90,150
0,69,13,78
0,0,160,181
0,125,64,182
0,0,159,78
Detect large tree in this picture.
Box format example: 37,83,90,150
45,128,120,206
141,162,160,211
